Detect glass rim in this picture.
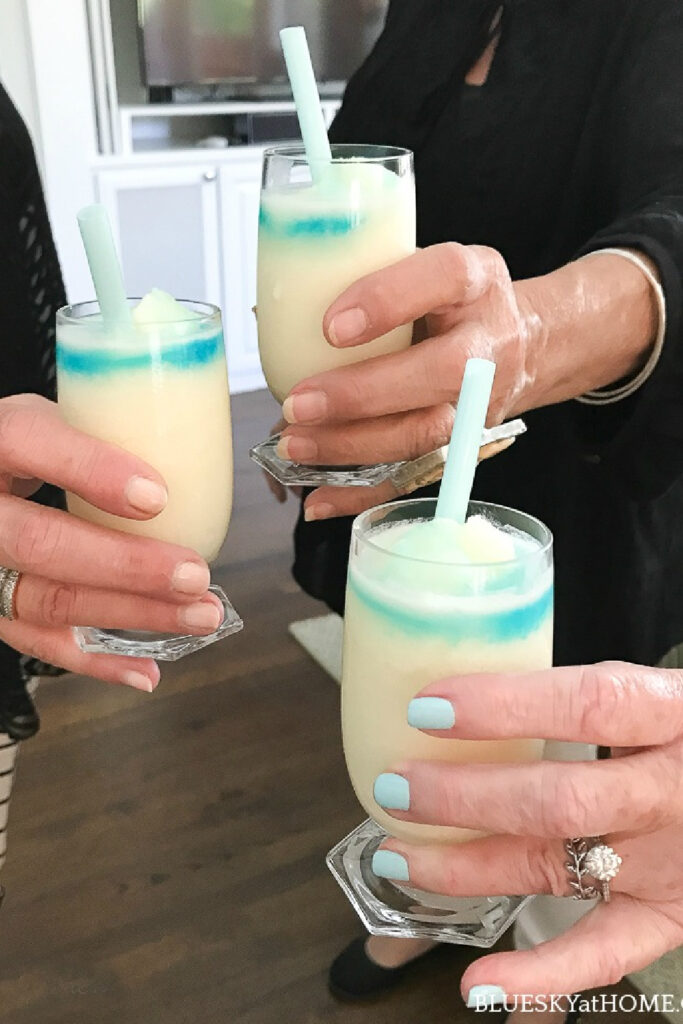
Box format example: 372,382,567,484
352,498,553,569
56,298,221,328
262,143,413,164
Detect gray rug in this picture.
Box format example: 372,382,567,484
288,613,343,685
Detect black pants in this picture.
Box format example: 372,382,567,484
0,643,22,688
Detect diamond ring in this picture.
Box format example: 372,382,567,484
565,837,622,902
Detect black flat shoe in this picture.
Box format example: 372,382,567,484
328,937,438,1001
0,682,39,741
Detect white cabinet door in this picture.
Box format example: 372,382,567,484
219,159,266,393
96,164,222,307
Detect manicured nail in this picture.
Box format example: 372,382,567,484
304,503,336,522
282,390,328,424
374,773,410,811
328,307,368,345
276,435,318,463
408,697,455,730
125,476,168,514
178,602,222,631
372,850,410,881
121,670,156,693
173,561,210,595
466,985,508,1009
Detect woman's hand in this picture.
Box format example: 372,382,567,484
278,244,656,520
279,241,529,457
0,395,224,691
282,243,531,521
371,661,683,1003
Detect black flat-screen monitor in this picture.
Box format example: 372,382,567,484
138,0,389,91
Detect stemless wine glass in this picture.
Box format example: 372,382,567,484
56,299,242,660
250,143,417,488
327,497,554,945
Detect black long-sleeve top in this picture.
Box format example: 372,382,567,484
293,0,683,667
0,82,66,682
0,82,64,402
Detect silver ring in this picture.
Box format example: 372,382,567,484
565,837,622,902
0,567,20,621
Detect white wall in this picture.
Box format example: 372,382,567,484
0,0,98,299
24,0,99,301
0,0,43,167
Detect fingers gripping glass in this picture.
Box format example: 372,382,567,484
56,299,242,661
327,498,553,945
252,143,417,487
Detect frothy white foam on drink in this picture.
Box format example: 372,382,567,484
263,162,409,221
133,288,200,325
368,515,532,565
353,514,550,614
59,289,212,354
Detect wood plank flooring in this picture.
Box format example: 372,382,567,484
0,390,657,1023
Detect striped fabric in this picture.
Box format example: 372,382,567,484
0,737,19,871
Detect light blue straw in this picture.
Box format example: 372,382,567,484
77,204,131,326
280,26,332,181
435,358,496,523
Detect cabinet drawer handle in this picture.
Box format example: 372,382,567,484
203,170,217,182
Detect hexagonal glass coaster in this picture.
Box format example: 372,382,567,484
74,585,243,662
327,818,533,947
250,420,528,491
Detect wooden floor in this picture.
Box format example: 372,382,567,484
1,390,656,1024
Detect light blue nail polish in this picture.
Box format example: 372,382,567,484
372,850,410,881
407,697,455,730
466,985,508,1009
373,772,410,811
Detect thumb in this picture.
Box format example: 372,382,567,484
462,897,681,1005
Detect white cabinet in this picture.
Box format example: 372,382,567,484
95,156,267,393
219,158,265,394
96,163,223,307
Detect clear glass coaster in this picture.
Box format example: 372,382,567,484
74,585,243,662
250,420,527,491
326,819,533,948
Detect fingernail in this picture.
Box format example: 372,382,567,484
121,670,156,693
178,602,222,631
328,307,368,345
374,773,410,811
466,985,508,1010
125,476,168,514
304,503,336,522
282,390,328,425
173,561,210,595
276,436,318,463
372,850,410,881
408,697,455,730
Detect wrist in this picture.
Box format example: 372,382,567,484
575,248,663,405
510,279,549,415
511,253,659,413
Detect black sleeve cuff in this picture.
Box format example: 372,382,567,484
571,232,683,499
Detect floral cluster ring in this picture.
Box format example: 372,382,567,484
565,837,623,902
